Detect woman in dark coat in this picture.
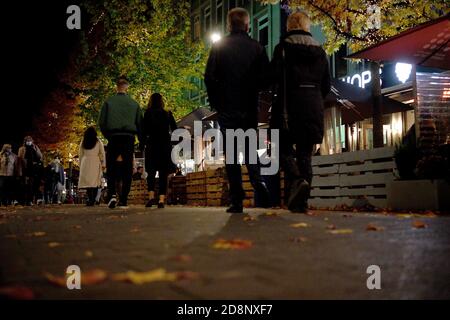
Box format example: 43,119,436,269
143,93,177,208
270,12,331,213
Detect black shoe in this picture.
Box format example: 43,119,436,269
288,180,310,211
256,182,271,208
226,205,243,213
108,197,117,209
86,201,94,207
290,203,308,213
117,201,128,209
157,202,165,209
95,201,100,206
145,199,154,208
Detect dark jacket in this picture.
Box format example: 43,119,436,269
270,30,331,145
98,93,143,141
205,30,270,129
143,108,177,172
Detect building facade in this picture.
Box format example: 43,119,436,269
187,0,415,160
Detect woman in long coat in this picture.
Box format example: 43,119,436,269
78,127,106,206
270,12,331,213
143,93,177,208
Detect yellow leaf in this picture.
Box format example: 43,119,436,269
290,222,309,228
328,229,353,235
212,239,253,250
412,220,427,229
48,242,61,248
113,268,177,285
85,250,94,258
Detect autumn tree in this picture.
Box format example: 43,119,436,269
261,0,448,147
74,0,208,125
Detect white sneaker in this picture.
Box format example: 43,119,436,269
108,197,117,209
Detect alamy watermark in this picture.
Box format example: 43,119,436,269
171,121,280,175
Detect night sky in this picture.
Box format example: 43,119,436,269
1,0,81,147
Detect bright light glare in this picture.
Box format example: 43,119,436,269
211,33,221,43
395,63,412,83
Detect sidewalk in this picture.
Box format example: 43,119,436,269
0,205,449,299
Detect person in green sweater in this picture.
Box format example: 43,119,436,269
98,77,143,209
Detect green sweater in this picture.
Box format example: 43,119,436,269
98,93,143,140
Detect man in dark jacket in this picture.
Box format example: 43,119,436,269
98,77,143,209
205,7,271,213
270,12,331,213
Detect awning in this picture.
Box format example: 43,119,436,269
326,79,413,124
347,14,450,70
201,80,412,126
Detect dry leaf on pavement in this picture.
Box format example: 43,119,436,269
171,254,192,263
327,229,353,235
243,216,257,222
326,224,336,230
48,242,62,248
212,239,253,250
0,286,35,300
85,250,94,258
26,232,46,237
45,269,108,287
112,268,177,285
366,223,385,231
412,220,427,229
290,222,309,228
289,237,307,243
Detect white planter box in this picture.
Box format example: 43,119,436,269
387,179,450,211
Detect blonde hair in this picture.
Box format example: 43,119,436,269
227,7,250,32
287,12,311,32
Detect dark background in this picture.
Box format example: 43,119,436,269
1,0,82,148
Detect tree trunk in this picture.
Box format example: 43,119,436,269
370,61,384,148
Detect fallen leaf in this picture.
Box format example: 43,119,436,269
290,222,309,228
326,224,336,230
342,214,353,218
412,220,427,229
396,214,413,219
323,217,329,221
424,211,437,218
175,271,199,281
0,286,35,300
262,211,281,217
73,225,82,230
171,254,192,263
212,239,253,250
289,237,307,243
112,268,177,285
26,232,46,237
328,229,353,235
366,223,385,231
48,242,62,248
243,216,257,222
85,250,94,258
45,269,108,287
130,227,141,233
4,234,17,239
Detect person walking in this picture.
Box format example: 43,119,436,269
50,156,65,204
78,127,106,206
98,77,143,209
204,7,271,213
0,144,17,206
17,136,43,206
269,12,331,213
143,93,177,209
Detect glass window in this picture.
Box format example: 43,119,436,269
257,16,269,55
204,6,211,35
216,1,223,28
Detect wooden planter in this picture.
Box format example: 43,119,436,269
387,179,450,211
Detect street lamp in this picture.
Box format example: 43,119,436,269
211,32,221,43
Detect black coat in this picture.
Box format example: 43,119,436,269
205,30,270,129
270,30,331,145
143,109,177,172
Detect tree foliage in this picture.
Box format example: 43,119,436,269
75,0,207,123
30,0,207,161
261,0,449,54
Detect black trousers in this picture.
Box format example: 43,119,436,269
106,135,135,204
221,129,266,206
280,133,315,202
86,188,97,204
146,169,168,195
0,176,13,206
